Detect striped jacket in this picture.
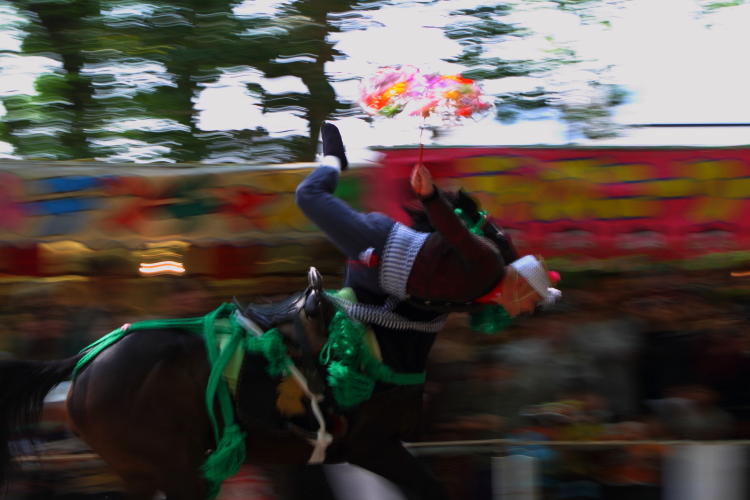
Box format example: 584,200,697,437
381,190,506,307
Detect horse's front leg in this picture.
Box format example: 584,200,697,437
348,442,448,500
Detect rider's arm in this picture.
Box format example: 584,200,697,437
411,164,491,259
420,189,498,262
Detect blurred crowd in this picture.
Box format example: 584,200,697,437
0,256,216,363
3,263,750,500
418,270,750,500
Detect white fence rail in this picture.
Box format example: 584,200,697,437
12,439,750,500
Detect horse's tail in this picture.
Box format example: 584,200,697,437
0,353,85,487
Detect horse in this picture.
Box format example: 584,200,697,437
0,273,449,500
0,191,514,500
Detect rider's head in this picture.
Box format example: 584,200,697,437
444,192,562,315
478,255,561,316
403,185,560,315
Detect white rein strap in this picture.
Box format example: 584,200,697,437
234,311,332,464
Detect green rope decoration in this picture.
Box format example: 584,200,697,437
201,423,246,499
319,307,426,407
454,208,489,235
244,328,289,378
319,311,371,407
470,304,514,335
200,306,246,499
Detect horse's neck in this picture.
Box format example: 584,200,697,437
351,289,441,375
373,327,437,375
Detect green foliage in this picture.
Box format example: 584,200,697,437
2,0,388,162
442,0,628,141
1,0,630,160
699,0,745,27
703,0,744,11
557,82,631,140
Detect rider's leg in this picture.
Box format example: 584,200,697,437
295,162,395,296
296,161,394,257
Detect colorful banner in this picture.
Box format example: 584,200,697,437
0,161,375,276
4,147,750,276
0,162,369,249
372,146,750,267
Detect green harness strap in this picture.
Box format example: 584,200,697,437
198,304,247,499
72,300,429,499
72,305,246,500
72,316,206,379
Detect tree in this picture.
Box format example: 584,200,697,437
2,0,387,163
1,0,101,159
442,0,629,140
1,0,631,161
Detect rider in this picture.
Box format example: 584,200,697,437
295,122,560,332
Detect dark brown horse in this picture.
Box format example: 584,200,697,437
0,281,447,500
1,192,513,500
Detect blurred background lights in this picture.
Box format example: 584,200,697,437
138,241,188,275
138,261,185,275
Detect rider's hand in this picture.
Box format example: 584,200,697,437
411,164,435,198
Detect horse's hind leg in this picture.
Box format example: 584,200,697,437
98,443,207,500
161,471,208,500
112,463,206,500
349,443,449,500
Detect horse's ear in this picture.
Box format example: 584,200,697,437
402,200,433,232
457,189,481,218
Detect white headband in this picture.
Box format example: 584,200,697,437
509,255,562,306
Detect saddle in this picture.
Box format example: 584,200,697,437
233,267,333,362
236,267,327,333
231,268,345,439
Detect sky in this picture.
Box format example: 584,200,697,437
1,0,750,162
204,0,750,162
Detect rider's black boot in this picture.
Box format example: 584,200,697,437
321,122,348,171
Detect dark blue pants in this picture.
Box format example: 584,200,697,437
297,165,443,372
295,166,395,299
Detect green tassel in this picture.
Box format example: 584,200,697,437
319,294,427,407
326,361,375,407
204,479,221,500
319,311,372,407
245,328,289,378
201,423,247,499
454,208,489,235
470,305,513,335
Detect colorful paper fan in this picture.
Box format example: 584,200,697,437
358,66,492,124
